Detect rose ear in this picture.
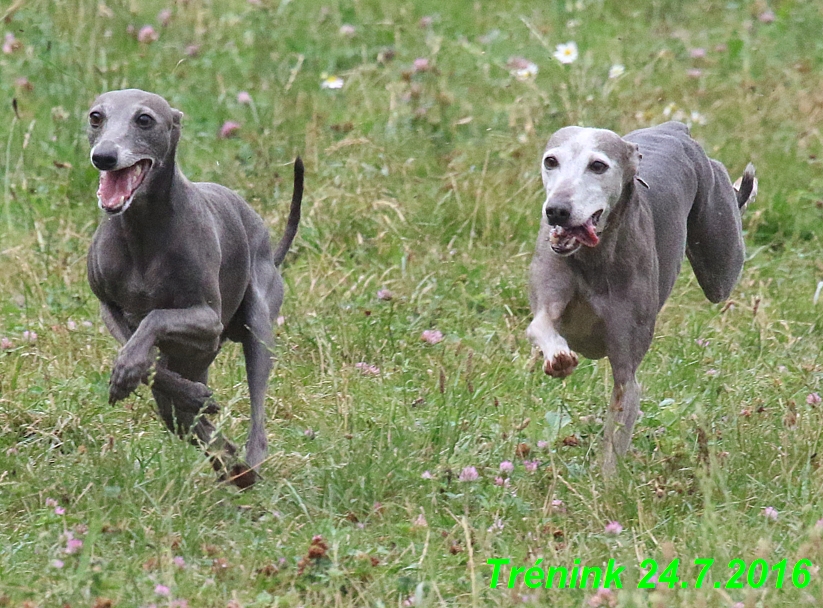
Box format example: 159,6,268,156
626,143,650,188
170,108,183,149
627,141,641,175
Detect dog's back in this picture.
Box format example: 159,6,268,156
626,121,747,306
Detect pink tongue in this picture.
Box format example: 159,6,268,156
98,166,137,210
569,218,600,247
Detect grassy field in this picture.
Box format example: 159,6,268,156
2,0,823,606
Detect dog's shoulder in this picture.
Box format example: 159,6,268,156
624,121,691,147
624,121,708,172
190,181,270,242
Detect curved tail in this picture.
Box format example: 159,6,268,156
734,163,757,210
272,157,304,267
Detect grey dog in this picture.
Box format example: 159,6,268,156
528,121,756,473
86,89,303,487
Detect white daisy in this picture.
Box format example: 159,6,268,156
553,41,578,64
321,75,344,90
608,64,625,79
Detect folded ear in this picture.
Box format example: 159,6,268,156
623,140,648,189
626,141,641,175
170,108,183,148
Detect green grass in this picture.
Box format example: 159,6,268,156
3,0,823,606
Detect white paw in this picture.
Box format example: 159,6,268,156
543,350,578,378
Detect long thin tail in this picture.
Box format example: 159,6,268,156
272,157,304,267
734,162,757,210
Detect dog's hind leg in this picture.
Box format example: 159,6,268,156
685,158,751,303
150,355,178,433
239,295,275,473
155,358,244,482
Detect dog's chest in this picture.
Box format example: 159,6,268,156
558,295,607,360
98,257,179,326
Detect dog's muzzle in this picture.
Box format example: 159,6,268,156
548,210,603,255
96,159,153,215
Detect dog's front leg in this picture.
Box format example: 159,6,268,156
600,300,655,475
601,368,641,475
526,308,578,378
109,306,222,404
101,302,218,413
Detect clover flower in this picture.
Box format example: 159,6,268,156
421,329,443,345
413,58,430,72
507,56,538,81
155,584,171,597
2,33,22,55
219,121,241,138
458,466,479,482
137,25,158,43
604,521,623,535
64,532,83,554
758,10,775,23
355,362,380,376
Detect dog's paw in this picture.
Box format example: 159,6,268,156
227,462,259,490
543,350,578,378
215,460,259,490
176,381,219,414
109,352,152,404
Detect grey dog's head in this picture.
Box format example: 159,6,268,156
540,126,640,255
88,89,182,215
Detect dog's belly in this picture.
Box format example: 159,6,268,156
558,297,607,360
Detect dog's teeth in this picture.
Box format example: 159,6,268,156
135,165,142,177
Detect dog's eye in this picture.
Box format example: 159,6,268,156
589,160,608,174
89,111,103,128
543,156,559,170
136,114,155,128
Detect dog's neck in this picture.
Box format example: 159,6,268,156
108,158,187,259
602,177,638,238
570,178,640,268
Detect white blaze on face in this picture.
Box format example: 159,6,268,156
541,128,626,235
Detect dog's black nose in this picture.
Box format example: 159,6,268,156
545,202,571,226
92,145,118,171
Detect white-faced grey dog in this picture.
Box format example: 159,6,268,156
527,121,756,473
86,89,303,487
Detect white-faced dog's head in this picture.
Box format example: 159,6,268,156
88,89,183,215
540,126,640,255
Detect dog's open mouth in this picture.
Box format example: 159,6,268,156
549,210,602,255
97,159,152,214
